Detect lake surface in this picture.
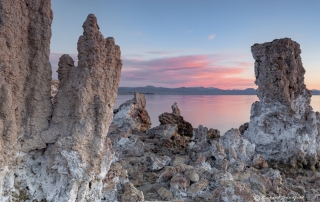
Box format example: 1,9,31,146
114,95,320,135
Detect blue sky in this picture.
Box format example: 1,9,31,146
51,0,320,89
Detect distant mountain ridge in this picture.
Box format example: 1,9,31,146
118,86,320,95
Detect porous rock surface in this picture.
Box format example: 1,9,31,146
107,98,320,201
112,92,151,132
51,79,59,103
0,2,122,200
159,103,193,137
243,38,320,170
0,0,53,168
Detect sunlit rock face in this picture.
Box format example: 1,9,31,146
244,38,320,170
0,0,53,168
112,92,152,133
0,0,53,200
0,2,122,200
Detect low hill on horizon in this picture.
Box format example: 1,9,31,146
118,86,320,95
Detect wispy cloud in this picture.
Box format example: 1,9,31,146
120,54,254,89
208,34,215,41
145,50,182,55
50,52,254,90
135,32,142,36
187,30,193,33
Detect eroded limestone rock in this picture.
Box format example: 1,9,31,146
112,92,151,132
171,102,181,116
121,182,144,202
0,0,53,168
238,122,249,135
1,8,122,201
150,155,172,171
208,128,221,139
51,79,59,103
159,103,193,137
0,0,54,200
157,187,173,200
244,38,320,169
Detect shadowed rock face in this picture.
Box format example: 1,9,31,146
0,5,122,200
159,103,193,137
244,38,320,170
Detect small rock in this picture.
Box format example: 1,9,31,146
193,125,209,145
187,178,208,195
173,135,189,148
158,166,177,182
219,128,255,164
151,155,171,171
185,171,200,182
239,122,249,135
228,158,245,172
215,159,230,171
121,182,144,202
175,164,194,172
148,172,159,182
194,153,207,166
264,168,283,186
146,124,178,140
215,171,234,186
171,156,190,166
247,168,272,195
210,181,256,201
114,136,145,157
172,102,181,116
252,154,268,169
210,140,226,161
170,173,190,191
290,185,305,195
208,128,220,139
157,187,173,200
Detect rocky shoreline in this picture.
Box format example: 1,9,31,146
102,92,320,202
0,0,320,201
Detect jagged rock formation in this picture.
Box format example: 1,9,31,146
108,94,320,201
0,0,53,168
0,0,53,200
112,92,151,132
243,38,320,170
159,103,193,137
0,1,122,200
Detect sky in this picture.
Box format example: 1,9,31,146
50,0,320,90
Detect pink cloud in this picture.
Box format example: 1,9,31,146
120,54,255,89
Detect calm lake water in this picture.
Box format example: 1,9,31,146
114,95,320,135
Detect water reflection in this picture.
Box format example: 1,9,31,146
114,95,320,135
